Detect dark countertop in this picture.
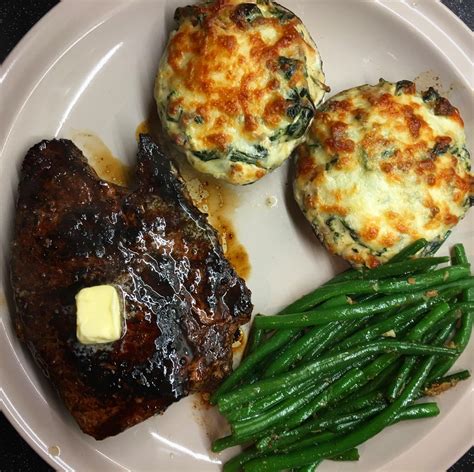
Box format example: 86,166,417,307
0,0,473,470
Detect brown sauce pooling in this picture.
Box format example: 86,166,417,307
70,131,132,187
136,117,251,280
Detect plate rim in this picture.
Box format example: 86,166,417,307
0,1,473,470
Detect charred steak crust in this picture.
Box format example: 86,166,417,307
10,135,252,439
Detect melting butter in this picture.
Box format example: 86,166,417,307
76,285,122,344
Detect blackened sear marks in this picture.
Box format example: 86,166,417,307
10,135,252,439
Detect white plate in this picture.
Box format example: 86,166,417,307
1,0,473,470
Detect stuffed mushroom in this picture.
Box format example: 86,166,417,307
155,0,327,185
294,79,472,267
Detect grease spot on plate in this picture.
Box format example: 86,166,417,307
69,131,132,187
48,445,60,456
266,196,278,208
413,71,453,96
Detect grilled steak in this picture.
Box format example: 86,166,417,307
10,135,252,439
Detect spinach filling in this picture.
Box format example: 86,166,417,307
451,145,471,169
194,115,204,124
229,145,269,165
174,5,206,26
381,148,396,159
271,87,314,142
360,149,370,171
232,3,263,23
270,5,295,22
165,91,182,123
193,145,269,166
278,57,299,80
325,217,386,256
192,150,220,162
325,155,339,171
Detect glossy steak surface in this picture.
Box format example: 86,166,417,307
10,134,252,439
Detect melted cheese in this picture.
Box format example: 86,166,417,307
294,79,472,267
155,0,327,184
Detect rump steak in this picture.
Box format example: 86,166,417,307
10,134,252,439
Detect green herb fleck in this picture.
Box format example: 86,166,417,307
381,149,396,159
278,57,299,80
193,150,220,162
270,4,295,22
229,145,268,165
286,107,314,139
325,155,339,171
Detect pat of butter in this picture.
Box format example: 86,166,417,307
76,285,122,344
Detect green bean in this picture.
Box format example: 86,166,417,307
232,369,361,440
426,248,473,380
452,243,469,266
335,298,443,352
279,431,338,452
262,402,387,452
243,348,442,471
423,307,465,340
427,310,473,381
326,257,449,284
451,243,474,301
387,317,457,402
333,391,386,415
326,403,387,432
296,463,321,472
345,360,402,401
224,378,315,422
394,402,440,420
332,402,440,433
330,240,429,285
326,239,428,287
281,403,439,453
212,434,246,453
215,283,383,402
423,370,471,396
310,315,376,359
387,358,420,402
217,341,456,411
216,369,357,451
330,448,360,461
248,324,450,469
223,448,264,472
387,306,460,401
389,239,428,263
278,263,464,316
300,266,468,312
210,328,298,404
319,294,353,308
256,392,386,451
405,302,453,341
462,285,474,302
263,322,341,377
245,320,265,356
254,354,403,443
255,277,474,330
